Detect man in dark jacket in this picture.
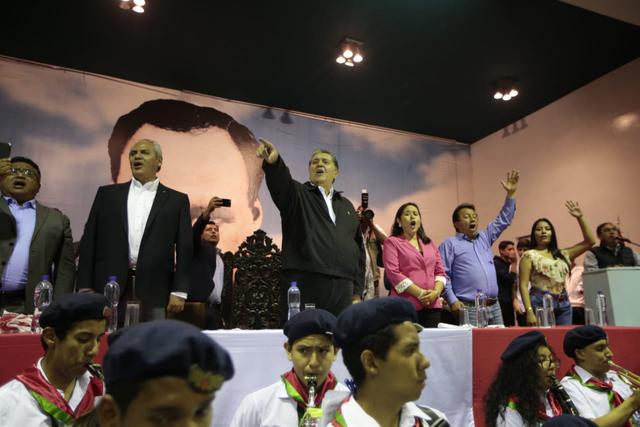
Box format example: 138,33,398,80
494,240,519,326
583,222,639,271
257,139,364,320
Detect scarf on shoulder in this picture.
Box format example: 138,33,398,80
568,366,631,427
506,391,563,422
16,364,103,425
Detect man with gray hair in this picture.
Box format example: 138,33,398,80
257,139,365,320
78,139,193,324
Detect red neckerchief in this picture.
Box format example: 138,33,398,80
568,366,632,427
16,364,103,424
506,392,563,422
282,369,338,409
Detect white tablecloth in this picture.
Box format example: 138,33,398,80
206,328,473,427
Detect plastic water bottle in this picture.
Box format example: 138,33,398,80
288,282,301,320
542,292,556,327
595,290,608,327
32,275,53,333
475,289,488,328
104,276,120,333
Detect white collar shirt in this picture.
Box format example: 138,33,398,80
127,178,159,266
316,185,336,224
560,365,637,421
208,251,225,304
229,378,348,427
496,393,554,427
0,358,99,426
323,393,447,427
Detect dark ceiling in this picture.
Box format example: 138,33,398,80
1,1,639,143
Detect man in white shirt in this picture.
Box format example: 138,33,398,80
322,297,449,427
560,325,640,427
230,309,348,427
0,293,109,426
77,139,193,324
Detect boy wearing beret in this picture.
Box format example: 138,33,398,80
96,319,234,427
0,293,110,426
560,325,640,427
230,309,348,427
322,297,448,427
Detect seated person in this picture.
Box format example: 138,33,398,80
583,223,639,271
0,293,110,425
322,297,449,427
485,331,569,427
230,309,347,427
560,325,640,427
97,319,234,427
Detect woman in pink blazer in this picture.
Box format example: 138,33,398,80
383,202,447,327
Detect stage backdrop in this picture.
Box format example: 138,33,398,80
0,56,471,257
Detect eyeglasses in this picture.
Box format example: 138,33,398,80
9,167,38,179
537,357,560,368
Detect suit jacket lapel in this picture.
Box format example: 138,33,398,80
31,203,49,242
141,183,169,244
120,182,131,237
0,197,16,232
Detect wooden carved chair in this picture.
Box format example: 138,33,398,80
224,229,282,329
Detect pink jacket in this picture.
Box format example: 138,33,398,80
383,235,447,310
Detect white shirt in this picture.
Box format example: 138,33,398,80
0,358,100,426
321,391,448,427
496,394,555,427
126,178,159,266
317,185,336,224
208,251,224,304
560,365,639,422
229,378,348,427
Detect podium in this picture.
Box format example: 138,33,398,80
582,267,640,326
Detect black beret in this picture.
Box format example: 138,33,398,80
333,297,420,350
284,309,336,344
541,415,597,427
104,320,234,393
40,293,110,328
501,331,547,362
563,325,607,358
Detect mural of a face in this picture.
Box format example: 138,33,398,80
117,124,262,252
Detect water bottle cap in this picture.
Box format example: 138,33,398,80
290,281,298,287
597,290,603,295
41,274,50,281
108,276,117,282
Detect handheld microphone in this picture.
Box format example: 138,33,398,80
616,236,631,243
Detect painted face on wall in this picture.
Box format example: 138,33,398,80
117,124,262,252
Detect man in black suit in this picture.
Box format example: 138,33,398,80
77,139,192,323
188,196,227,329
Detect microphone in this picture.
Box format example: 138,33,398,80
616,236,631,243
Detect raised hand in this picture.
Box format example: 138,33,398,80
256,138,279,165
565,200,583,218
501,170,520,197
202,196,225,220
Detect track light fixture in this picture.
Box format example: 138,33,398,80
493,78,519,102
118,0,146,14
336,38,364,68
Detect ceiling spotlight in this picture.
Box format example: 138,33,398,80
133,0,145,5
493,78,519,102
132,5,144,12
335,37,364,68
